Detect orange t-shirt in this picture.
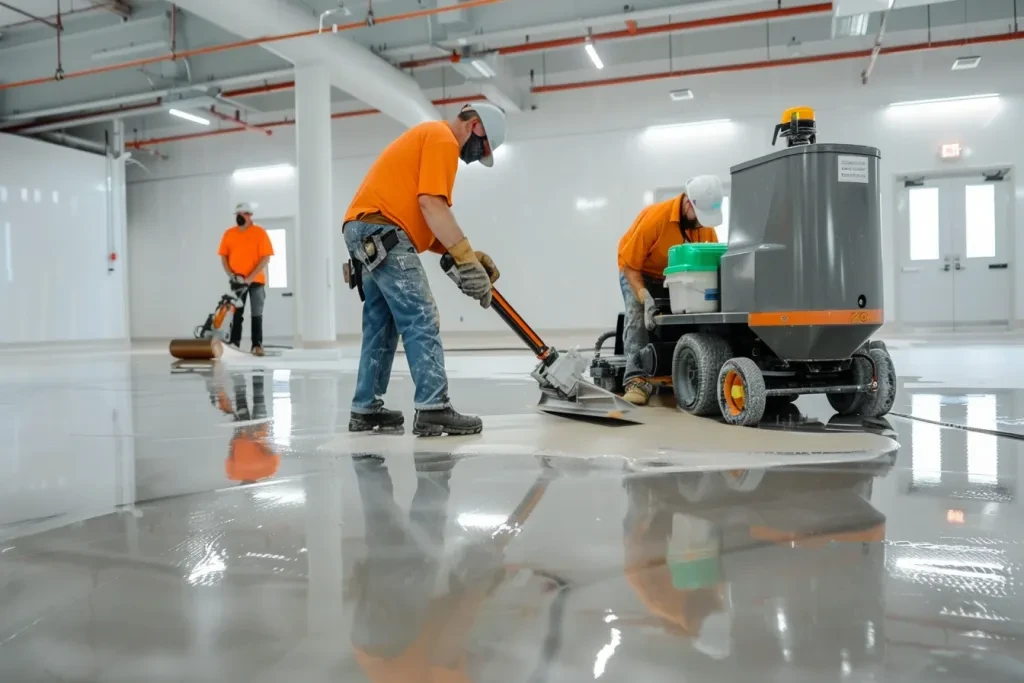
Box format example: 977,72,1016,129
218,224,274,285
617,195,719,279
344,121,461,253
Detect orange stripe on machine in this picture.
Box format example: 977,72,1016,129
748,309,883,326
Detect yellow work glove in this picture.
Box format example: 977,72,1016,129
475,251,500,283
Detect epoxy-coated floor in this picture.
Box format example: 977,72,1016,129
2,342,1023,682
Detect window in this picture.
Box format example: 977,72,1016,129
718,195,731,244
965,184,996,258
266,228,288,288
908,187,940,261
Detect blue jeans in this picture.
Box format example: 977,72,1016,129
619,271,662,385
344,221,449,413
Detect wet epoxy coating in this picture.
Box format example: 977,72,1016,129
1,342,1023,682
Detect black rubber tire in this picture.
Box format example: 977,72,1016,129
828,355,872,416
860,348,897,418
718,357,767,427
672,333,732,416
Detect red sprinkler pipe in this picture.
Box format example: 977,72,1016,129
531,30,1024,94
0,0,508,92
208,107,273,136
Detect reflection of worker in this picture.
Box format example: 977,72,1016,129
350,455,549,682
208,372,280,485
342,103,506,437
618,177,724,405
218,202,274,357
623,474,731,659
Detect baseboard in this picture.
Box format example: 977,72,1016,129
0,338,131,353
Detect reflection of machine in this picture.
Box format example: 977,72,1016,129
592,107,896,427
624,461,891,678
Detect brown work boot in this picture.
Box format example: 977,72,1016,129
623,380,651,406
251,346,265,357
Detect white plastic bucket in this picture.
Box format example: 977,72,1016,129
665,271,720,314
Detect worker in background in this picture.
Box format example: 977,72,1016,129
343,103,506,437
218,202,274,357
617,177,724,405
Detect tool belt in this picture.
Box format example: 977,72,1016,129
344,223,401,303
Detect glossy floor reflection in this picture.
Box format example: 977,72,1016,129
1,345,1023,681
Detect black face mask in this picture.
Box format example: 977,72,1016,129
460,133,487,164
236,214,247,227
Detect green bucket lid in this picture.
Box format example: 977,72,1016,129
668,556,722,590
664,243,728,276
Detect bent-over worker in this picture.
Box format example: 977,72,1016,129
218,202,274,357
618,176,724,406
343,103,506,437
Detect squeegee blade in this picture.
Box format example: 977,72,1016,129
536,381,641,425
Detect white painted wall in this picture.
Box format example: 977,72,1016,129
126,39,1024,338
0,134,128,343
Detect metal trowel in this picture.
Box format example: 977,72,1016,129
441,255,639,425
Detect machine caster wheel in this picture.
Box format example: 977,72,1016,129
860,348,897,418
828,355,873,416
672,334,731,416
718,358,767,427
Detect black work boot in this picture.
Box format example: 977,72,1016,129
413,407,483,437
250,316,264,356
349,408,405,433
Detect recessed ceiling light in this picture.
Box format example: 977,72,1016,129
168,108,210,126
669,89,694,101
952,56,981,71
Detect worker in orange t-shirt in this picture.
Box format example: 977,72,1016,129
617,177,724,405
342,103,507,437
218,202,274,357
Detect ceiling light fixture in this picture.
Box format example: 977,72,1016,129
642,119,734,142
471,58,496,78
584,35,604,70
232,164,296,184
669,89,694,101
951,56,982,71
888,93,999,107
168,109,211,126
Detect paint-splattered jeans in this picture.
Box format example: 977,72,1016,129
344,220,449,413
619,271,663,385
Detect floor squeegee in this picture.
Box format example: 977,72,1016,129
441,254,639,425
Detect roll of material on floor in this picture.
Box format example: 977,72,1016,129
169,338,223,361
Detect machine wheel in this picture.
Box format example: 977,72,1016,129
828,355,872,415
718,358,767,427
672,334,731,416
860,348,897,418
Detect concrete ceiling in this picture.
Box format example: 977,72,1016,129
0,0,1020,148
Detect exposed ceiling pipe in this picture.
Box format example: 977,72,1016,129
393,3,833,71
14,97,212,133
35,130,108,154
208,106,272,136
382,0,762,59
861,8,891,85
0,1,61,30
0,0,505,124
126,95,485,149
0,68,292,126
530,29,1024,94
0,3,100,30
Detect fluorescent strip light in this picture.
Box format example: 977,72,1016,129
168,109,211,126
232,164,296,183
584,39,604,70
471,59,496,78
888,93,999,108
642,119,734,142
952,56,981,71
670,89,694,101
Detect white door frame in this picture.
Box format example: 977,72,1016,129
890,164,1016,328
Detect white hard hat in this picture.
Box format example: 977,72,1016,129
463,102,506,167
235,202,254,215
685,175,725,227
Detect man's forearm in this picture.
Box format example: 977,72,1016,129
420,195,466,249
623,266,647,299
221,256,234,277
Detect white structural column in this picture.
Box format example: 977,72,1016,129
295,63,337,344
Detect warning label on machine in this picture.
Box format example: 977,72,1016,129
838,155,870,183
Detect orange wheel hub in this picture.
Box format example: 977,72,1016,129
724,370,746,416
